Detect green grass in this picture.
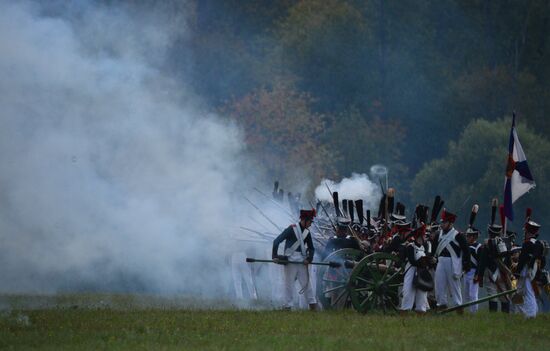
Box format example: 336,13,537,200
0,295,549,350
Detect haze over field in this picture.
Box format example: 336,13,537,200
0,0,261,297
1,0,549,298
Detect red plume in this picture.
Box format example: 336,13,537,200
499,205,505,227
525,208,532,222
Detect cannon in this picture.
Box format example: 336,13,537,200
316,248,363,310
317,250,522,314
316,250,404,313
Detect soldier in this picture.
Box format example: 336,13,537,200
476,223,512,313
272,209,317,311
433,210,471,312
323,217,360,258
516,219,546,318
464,227,481,312
400,225,433,314
384,216,412,259
425,223,440,309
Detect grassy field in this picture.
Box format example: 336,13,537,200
1,294,549,350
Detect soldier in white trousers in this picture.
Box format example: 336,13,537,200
516,219,545,318
433,210,471,313
400,226,434,314
272,209,317,311
463,227,481,312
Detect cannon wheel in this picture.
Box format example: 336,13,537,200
348,252,403,314
316,248,363,310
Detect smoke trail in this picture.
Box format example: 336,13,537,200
0,0,256,297
314,173,382,211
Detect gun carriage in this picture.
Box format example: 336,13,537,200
317,249,403,313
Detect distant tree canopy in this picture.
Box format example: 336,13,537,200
223,83,336,186
164,0,550,219
411,118,550,234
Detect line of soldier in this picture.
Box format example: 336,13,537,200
271,190,548,317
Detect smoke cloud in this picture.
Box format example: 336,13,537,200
314,173,382,211
0,0,258,297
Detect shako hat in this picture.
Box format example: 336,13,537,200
488,223,503,236
440,209,457,223
299,209,316,221
336,216,351,227
525,220,541,235
390,213,407,223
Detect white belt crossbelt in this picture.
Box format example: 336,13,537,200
285,224,309,257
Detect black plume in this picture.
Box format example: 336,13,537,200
415,205,428,224
332,192,341,217
490,198,498,225
355,200,364,224
377,194,387,219
388,196,395,215
342,199,349,217
430,195,441,223
396,202,405,216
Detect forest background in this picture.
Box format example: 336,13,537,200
165,0,550,235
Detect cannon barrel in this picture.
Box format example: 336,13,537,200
246,257,341,268
344,260,357,269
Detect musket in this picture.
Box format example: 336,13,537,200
455,195,472,224
243,196,282,232
246,257,341,268
247,214,272,233
230,236,269,244
347,223,369,252
312,199,337,231
438,289,517,314
239,226,276,240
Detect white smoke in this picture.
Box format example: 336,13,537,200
0,0,258,297
314,173,382,211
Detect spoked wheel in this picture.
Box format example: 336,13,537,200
349,252,403,314
316,248,363,310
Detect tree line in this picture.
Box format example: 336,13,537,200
166,0,550,233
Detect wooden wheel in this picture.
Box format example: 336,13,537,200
348,252,403,314
316,248,363,310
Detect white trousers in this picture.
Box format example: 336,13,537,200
435,257,462,307
483,268,509,303
400,266,428,312
231,252,258,300
283,252,316,308
463,269,479,312
484,269,498,296
517,266,538,318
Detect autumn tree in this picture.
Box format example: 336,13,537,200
223,82,337,188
